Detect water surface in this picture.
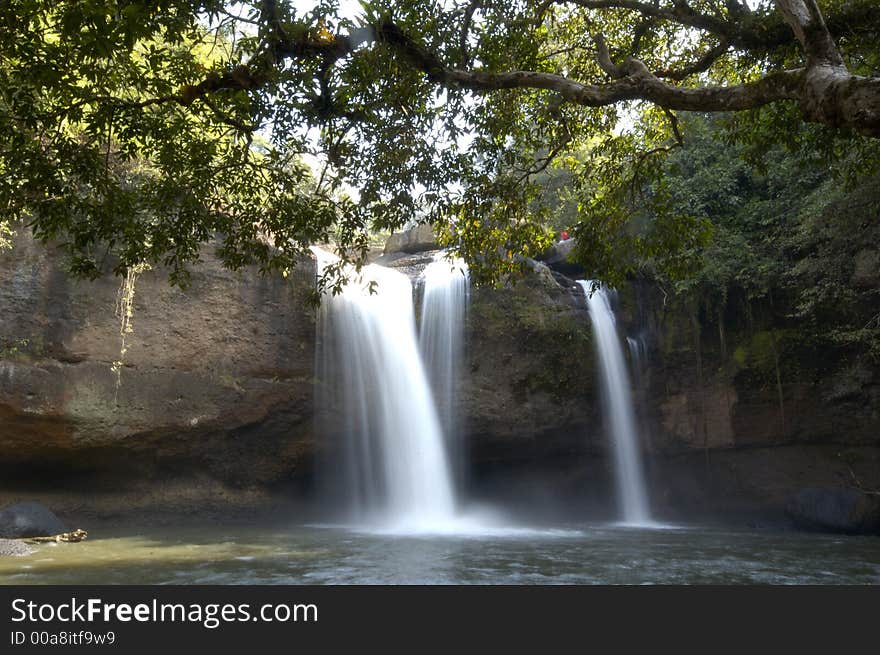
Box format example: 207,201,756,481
2,523,878,584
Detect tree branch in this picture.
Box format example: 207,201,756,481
514,123,573,185
128,6,880,139
535,0,762,48
536,0,880,53
653,41,730,81
776,0,844,67
459,0,484,68
201,96,256,132
376,19,800,113
664,107,683,145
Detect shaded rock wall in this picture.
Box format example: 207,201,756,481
2,229,879,526
463,267,596,456
0,229,316,514
612,280,880,521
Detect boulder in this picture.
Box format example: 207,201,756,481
0,501,67,538
785,487,880,534
383,224,436,255
536,238,584,277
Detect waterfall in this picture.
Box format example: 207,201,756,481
313,248,457,531
578,280,652,525
626,336,646,372
419,254,469,484
626,335,647,391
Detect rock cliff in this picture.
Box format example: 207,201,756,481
0,229,316,516
2,227,878,530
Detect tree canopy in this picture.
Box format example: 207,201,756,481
1,1,879,287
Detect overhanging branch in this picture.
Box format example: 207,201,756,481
90,4,880,138
375,20,801,113
536,0,880,53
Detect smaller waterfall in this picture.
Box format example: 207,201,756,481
626,335,648,391
626,336,646,370
419,254,469,483
314,248,456,531
579,280,652,525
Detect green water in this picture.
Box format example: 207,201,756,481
2,523,879,584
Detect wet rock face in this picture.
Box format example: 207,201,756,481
0,229,317,491
462,264,598,461
535,237,584,278
0,501,67,538
613,278,880,525
852,248,879,288
3,230,880,528
0,238,603,515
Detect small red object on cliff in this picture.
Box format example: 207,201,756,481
560,230,569,241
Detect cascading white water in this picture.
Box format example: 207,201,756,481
578,280,652,525
626,335,648,391
626,336,646,371
419,254,469,482
314,248,456,531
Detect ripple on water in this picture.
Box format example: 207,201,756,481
1,523,878,585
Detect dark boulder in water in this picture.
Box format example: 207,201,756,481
785,487,880,534
0,501,67,538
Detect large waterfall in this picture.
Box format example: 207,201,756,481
578,280,652,525
419,254,469,484
314,249,457,531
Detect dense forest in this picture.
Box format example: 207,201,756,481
584,112,879,358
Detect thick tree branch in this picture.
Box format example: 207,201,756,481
653,41,730,81
535,0,777,50
772,0,880,133
595,33,649,78
777,0,844,67
537,0,880,53
122,5,880,138
376,20,800,112
378,17,880,135
535,0,724,32
459,0,484,68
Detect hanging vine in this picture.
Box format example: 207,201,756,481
111,263,149,402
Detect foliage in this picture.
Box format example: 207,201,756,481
0,1,879,289
0,337,31,359
0,1,334,286
628,113,880,358
0,219,12,250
